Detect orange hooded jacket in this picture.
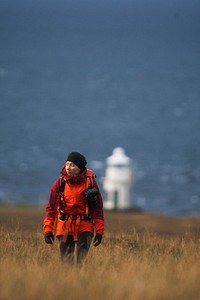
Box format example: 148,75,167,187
43,166,104,241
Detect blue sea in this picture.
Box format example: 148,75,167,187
0,0,200,215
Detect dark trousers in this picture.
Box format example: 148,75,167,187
57,231,93,264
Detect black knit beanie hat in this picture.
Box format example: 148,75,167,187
66,152,87,171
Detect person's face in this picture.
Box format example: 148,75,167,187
65,161,81,177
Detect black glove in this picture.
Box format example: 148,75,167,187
93,234,102,247
44,232,54,244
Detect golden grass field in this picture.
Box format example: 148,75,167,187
1,205,200,300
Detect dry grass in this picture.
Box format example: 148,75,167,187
1,206,200,300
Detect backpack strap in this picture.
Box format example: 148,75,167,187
59,176,66,194
86,176,93,189
85,169,96,188
85,171,97,215
59,176,66,208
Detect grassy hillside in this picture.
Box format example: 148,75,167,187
1,206,200,300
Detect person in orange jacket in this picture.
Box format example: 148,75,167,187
43,151,104,263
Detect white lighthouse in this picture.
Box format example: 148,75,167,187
103,147,133,210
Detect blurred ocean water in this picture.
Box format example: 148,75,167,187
0,0,200,215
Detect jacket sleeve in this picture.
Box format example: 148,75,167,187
43,178,60,234
92,179,105,235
